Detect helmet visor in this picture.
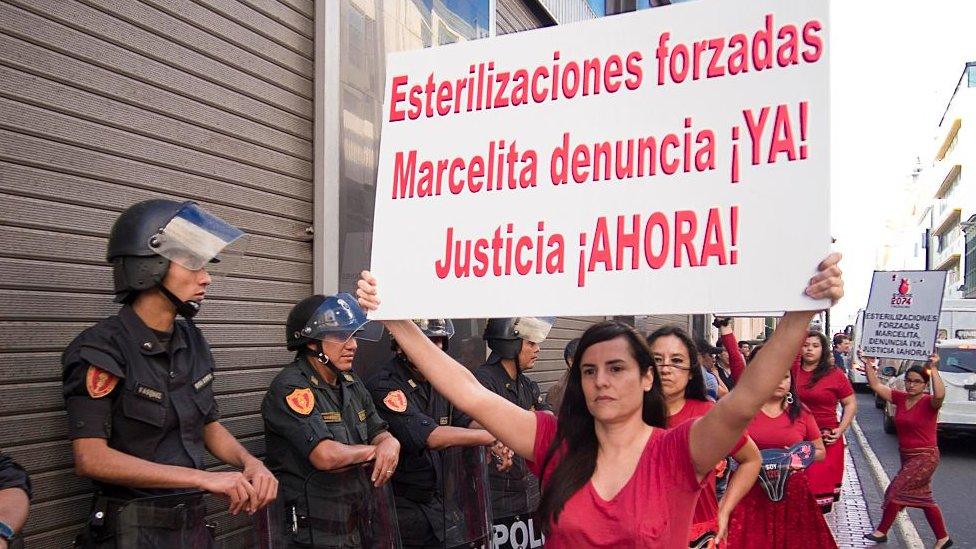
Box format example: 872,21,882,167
303,293,384,345
148,203,247,273
413,318,455,340
515,316,555,343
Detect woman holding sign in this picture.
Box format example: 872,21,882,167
354,254,843,547
724,370,834,548
793,331,856,512
862,355,952,548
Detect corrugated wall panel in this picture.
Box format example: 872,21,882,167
497,0,554,35
0,0,314,546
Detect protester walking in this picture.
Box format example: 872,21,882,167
355,253,844,547
725,371,836,548
863,355,952,548
794,331,856,512
648,326,761,547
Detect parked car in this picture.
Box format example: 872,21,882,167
881,339,976,436
847,310,868,389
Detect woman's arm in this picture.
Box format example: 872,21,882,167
719,439,761,516
811,436,826,462
863,356,893,403
690,253,843,478
719,325,746,382
928,354,946,410
357,272,538,460
826,394,857,445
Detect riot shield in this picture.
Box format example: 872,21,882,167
213,498,289,549
303,462,401,548
441,446,492,549
115,491,213,549
487,457,545,549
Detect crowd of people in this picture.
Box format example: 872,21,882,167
0,199,954,549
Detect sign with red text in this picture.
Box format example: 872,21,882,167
860,271,947,361
369,0,830,319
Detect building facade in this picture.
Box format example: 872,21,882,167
917,61,976,299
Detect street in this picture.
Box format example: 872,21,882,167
849,391,976,548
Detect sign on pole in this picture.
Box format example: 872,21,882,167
369,0,830,319
860,271,947,361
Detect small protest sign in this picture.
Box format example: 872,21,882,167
860,271,947,360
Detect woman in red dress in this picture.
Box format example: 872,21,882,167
863,355,952,548
354,254,844,547
725,370,835,549
793,331,856,512
648,326,761,547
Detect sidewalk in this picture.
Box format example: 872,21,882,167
825,448,881,548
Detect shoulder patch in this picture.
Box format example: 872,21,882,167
383,390,408,413
285,387,315,416
86,366,119,398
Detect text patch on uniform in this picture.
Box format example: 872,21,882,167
86,366,119,399
321,411,342,423
136,384,163,403
357,410,367,422
286,387,315,415
193,372,214,392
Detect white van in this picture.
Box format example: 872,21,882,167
847,309,868,389
936,299,976,342
881,339,976,436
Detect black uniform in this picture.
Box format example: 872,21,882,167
262,358,388,548
473,356,551,519
0,451,31,498
61,305,218,545
365,358,472,547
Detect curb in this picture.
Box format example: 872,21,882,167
850,419,924,548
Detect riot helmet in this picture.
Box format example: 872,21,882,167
286,293,383,352
108,199,245,318
483,317,555,360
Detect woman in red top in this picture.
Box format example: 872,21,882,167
793,331,856,511
354,254,844,547
863,355,952,548
726,369,834,548
648,326,761,546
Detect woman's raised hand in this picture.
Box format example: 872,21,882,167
804,253,844,304
357,270,381,314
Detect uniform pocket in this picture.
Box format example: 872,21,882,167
121,393,166,427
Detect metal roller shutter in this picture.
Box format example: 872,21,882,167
0,0,314,546
497,0,554,35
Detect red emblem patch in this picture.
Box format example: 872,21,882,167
383,390,408,413
285,388,315,416
86,366,118,399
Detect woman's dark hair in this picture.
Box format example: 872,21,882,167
905,365,931,384
537,321,667,531
645,326,708,402
785,372,804,423
747,344,763,364
803,331,837,388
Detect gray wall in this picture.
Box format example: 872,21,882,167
0,0,314,546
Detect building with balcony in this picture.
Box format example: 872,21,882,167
917,61,976,298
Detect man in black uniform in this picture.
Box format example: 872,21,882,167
263,294,401,548
0,451,31,549
473,317,554,526
62,200,278,548
366,319,502,548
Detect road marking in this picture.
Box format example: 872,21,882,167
850,419,924,548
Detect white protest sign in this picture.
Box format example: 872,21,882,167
369,0,830,319
860,271,947,360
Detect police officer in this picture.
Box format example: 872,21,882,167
0,451,31,549
365,319,502,548
472,317,554,523
262,294,401,548
62,200,278,548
